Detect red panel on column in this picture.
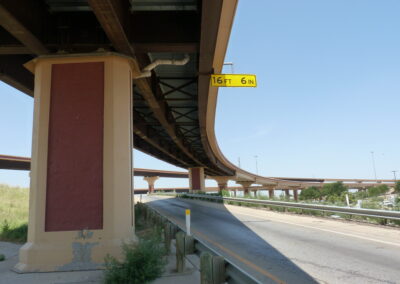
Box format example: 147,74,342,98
191,168,200,190
45,62,104,232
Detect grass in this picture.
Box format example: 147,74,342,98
0,184,29,243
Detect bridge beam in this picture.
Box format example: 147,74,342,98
0,0,48,55
16,54,136,272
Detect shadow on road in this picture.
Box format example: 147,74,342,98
143,195,317,284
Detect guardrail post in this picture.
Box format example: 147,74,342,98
164,222,173,253
184,235,194,254
201,252,212,284
200,252,225,284
176,231,186,272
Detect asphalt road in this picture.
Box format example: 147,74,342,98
143,195,400,284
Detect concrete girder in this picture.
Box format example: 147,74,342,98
88,0,206,170
0,1,48,55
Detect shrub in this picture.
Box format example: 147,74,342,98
395,181,400,193
103,234,166,284
354,190,368,199
367,185,389,197
0,221,28,243
0,254,4,261
322,182,348,197
299,186,321,200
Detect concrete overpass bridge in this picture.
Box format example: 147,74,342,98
0,0,396,273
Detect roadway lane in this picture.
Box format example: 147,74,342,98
143,196,400,284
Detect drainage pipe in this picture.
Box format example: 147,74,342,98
135,54,190,79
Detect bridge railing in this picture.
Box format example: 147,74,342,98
180,194,400,221
140,202,260,284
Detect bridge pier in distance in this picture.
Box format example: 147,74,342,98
189,167,205,192
237,181,253,196
293,189,299,201
289,186,299,201
269,189,275,198
143,176,159,194
15,54,137,273
284,189,290,200
211,176,231,193
263,184,276,199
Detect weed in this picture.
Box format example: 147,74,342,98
104,225,166,283
0,221,28,243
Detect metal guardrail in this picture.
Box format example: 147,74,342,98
180,194,400,221
144,203,261,284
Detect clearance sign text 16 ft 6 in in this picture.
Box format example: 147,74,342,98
211,74,257,87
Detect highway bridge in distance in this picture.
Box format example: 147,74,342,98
0,0,399,281
1,154,395,199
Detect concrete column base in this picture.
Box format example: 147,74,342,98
15,236,134,272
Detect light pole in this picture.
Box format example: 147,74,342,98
254,155,258,175
238,157,241,168
370,151,377,180
392,170,398,181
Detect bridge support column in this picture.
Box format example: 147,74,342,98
293,189,299,201
143,176,159,194
237,181,253,196
189,167,205,192
16,54,136,273
284,189,290,199
263,184,276,199
211,176,231,193
269,189,274,199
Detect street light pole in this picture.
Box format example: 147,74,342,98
370,151,377,180
392,170,398,181
254,155,258,175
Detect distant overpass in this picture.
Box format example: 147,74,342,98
1,155,394,190
0,154,185,176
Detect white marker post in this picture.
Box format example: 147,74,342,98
345,194,350,207
185,209,191,236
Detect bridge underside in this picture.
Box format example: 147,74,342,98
0,0,234,176
0,0,239,272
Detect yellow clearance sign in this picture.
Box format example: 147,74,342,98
211,74,257,87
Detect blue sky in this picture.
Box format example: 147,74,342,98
1,0,399,188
